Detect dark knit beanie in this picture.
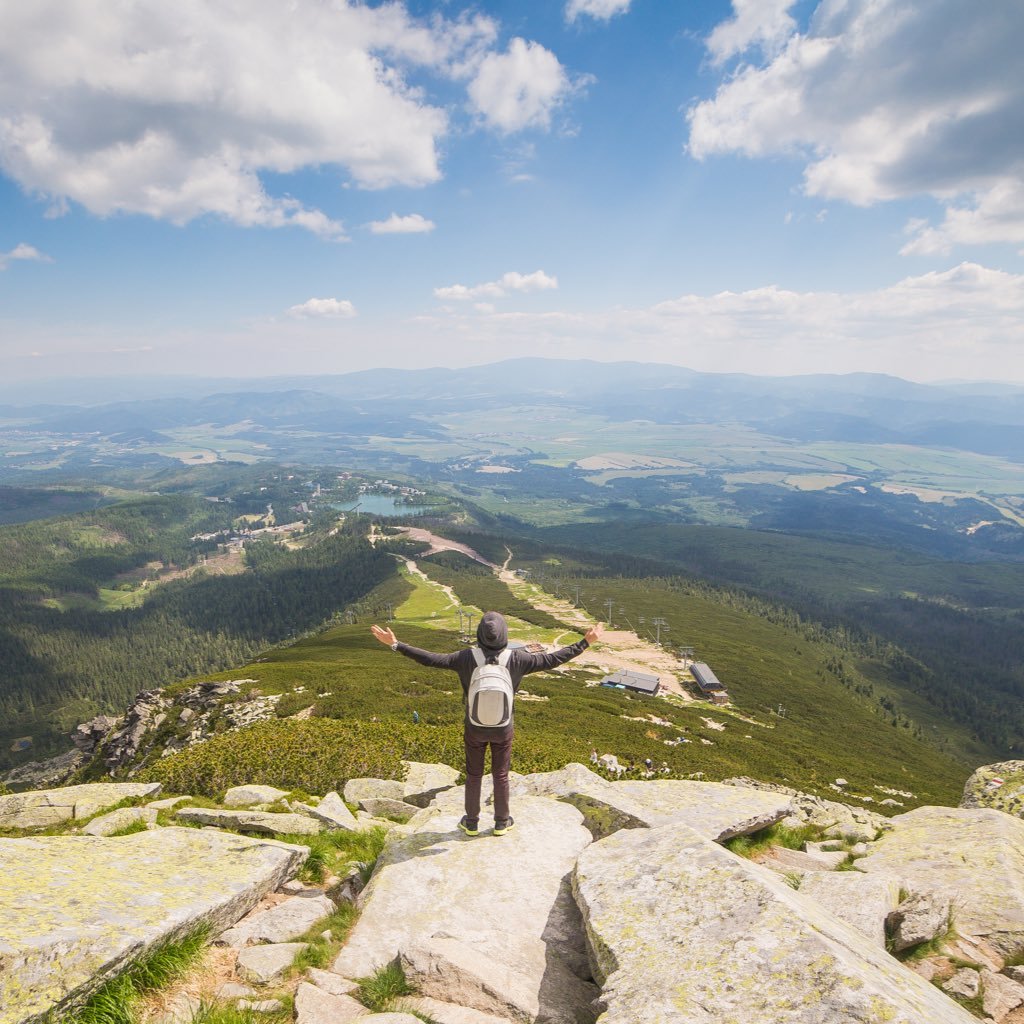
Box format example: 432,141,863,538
476,610,508,654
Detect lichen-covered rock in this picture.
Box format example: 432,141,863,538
797,872,900,947
888,890,952,952
237,942,309,985
223,784,290,807
961,761,1024,819
358,797,417,822
218,894,335,946
573,823,978,1024
943,969,981,999
294,981,367,1022
0,827,307,1024
762,846,849,873
405,996,512,1024
305,968,359,996
333,795,597,1024
343,777,405,804
2,749,87,792
981,969,1024,1021
294,791,358,830
81,806,158,837
0,781,161,829
857,806,1024,954
175,806,321,836
401,761,460,807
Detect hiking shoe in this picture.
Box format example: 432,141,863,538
458,816,479,837
493,817,515,836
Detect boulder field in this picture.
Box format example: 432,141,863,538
4,761,1024,1024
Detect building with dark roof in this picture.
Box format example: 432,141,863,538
690,662,730,704
600,669,661,697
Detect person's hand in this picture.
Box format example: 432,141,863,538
371,624,397,646
584,622,604,645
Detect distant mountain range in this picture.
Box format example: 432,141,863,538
3,359,1023,462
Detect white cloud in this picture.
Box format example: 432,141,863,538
688,0,1024,251
706,0,796,64
368,213,436,235
468,38,579,134
565,0,631,24
0,242,51,269
434,269,559,301
288,298,356,319
0,1,500,235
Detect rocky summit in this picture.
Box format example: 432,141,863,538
5,763,1024,1024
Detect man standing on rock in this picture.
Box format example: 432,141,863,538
371,612,603,837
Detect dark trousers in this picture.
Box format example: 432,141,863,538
464,725,513,821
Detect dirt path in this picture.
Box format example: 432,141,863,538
394,526,694,700
403,557,461,610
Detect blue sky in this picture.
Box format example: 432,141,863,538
2,0,1023,384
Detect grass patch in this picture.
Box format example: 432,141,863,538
357,963,415,1012
725,823,823,860
192,1000,291,1024
109,819,152,838
279,825,388,885
288,905,360,975
54,926,208,1024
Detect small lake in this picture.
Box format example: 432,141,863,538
331,494,431,517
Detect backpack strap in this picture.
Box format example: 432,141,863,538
497,649,512,668
471,647,485,667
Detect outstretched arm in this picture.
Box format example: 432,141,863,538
370,624,463,670
517,622,603,674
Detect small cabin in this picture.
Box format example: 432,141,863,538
600,669,661,697
690,662,730,705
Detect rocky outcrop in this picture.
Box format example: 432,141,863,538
174,807,321,836
572,823,978,1024
797,872,900,947
334,795,598,1023
0,827,307,1024
1,749,87,792
294,791,358,831
218,893,336,947
961,760,1024,818
402,761,461,807
72,715,120,754
224,784,290,807
857,805,1024,954
0,781,161,829
81,806,158,837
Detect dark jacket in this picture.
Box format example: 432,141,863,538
394,638,589,740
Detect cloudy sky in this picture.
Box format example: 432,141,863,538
2,0,1023,384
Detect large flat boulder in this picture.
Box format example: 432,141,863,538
294,791,358,831
0,827,307,1024
797,872,901,947
218,894,336,947
401,761,461,807
0,782,162,829
573,823,978,1024
610,777,793,839
175,807,321,836
334,796,597,1024
856,806,1024,955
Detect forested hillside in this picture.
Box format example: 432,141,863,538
0,498,396,768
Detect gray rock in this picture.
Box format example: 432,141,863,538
175,807,321,836
404,997,511,1024
358,797,417,822
71,714,120,754
961,761,1024,819
762,846,849,873
218,894,336,946
333,796,597,1023
773,790,889,843
0,781,162,829
294,790,358,830
224,784,291,807
401,761,460,807
328,868,365,904
153,991,202,1024
858,806,1024,955
343,777,405,804
1006,966,1024,984
798,872,901,947
572,823,978,1024
306,967,359,996
280,879,323,895
236,942,309,985
238,999,285,1012
2,749,87,791
82,806,158,837
888,890,952,952
943,969,981,999
146,795,192,810
0,827,307,1023
216,981,257,998
100,689,170,771
364,1015,427,1024
981,969,1024,1021
294,980,368,1022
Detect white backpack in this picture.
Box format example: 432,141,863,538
468,648,514,728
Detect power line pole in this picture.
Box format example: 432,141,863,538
604,598,614,625
573,585,582,606
651,617,668,644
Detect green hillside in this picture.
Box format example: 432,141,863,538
135,552,967,810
